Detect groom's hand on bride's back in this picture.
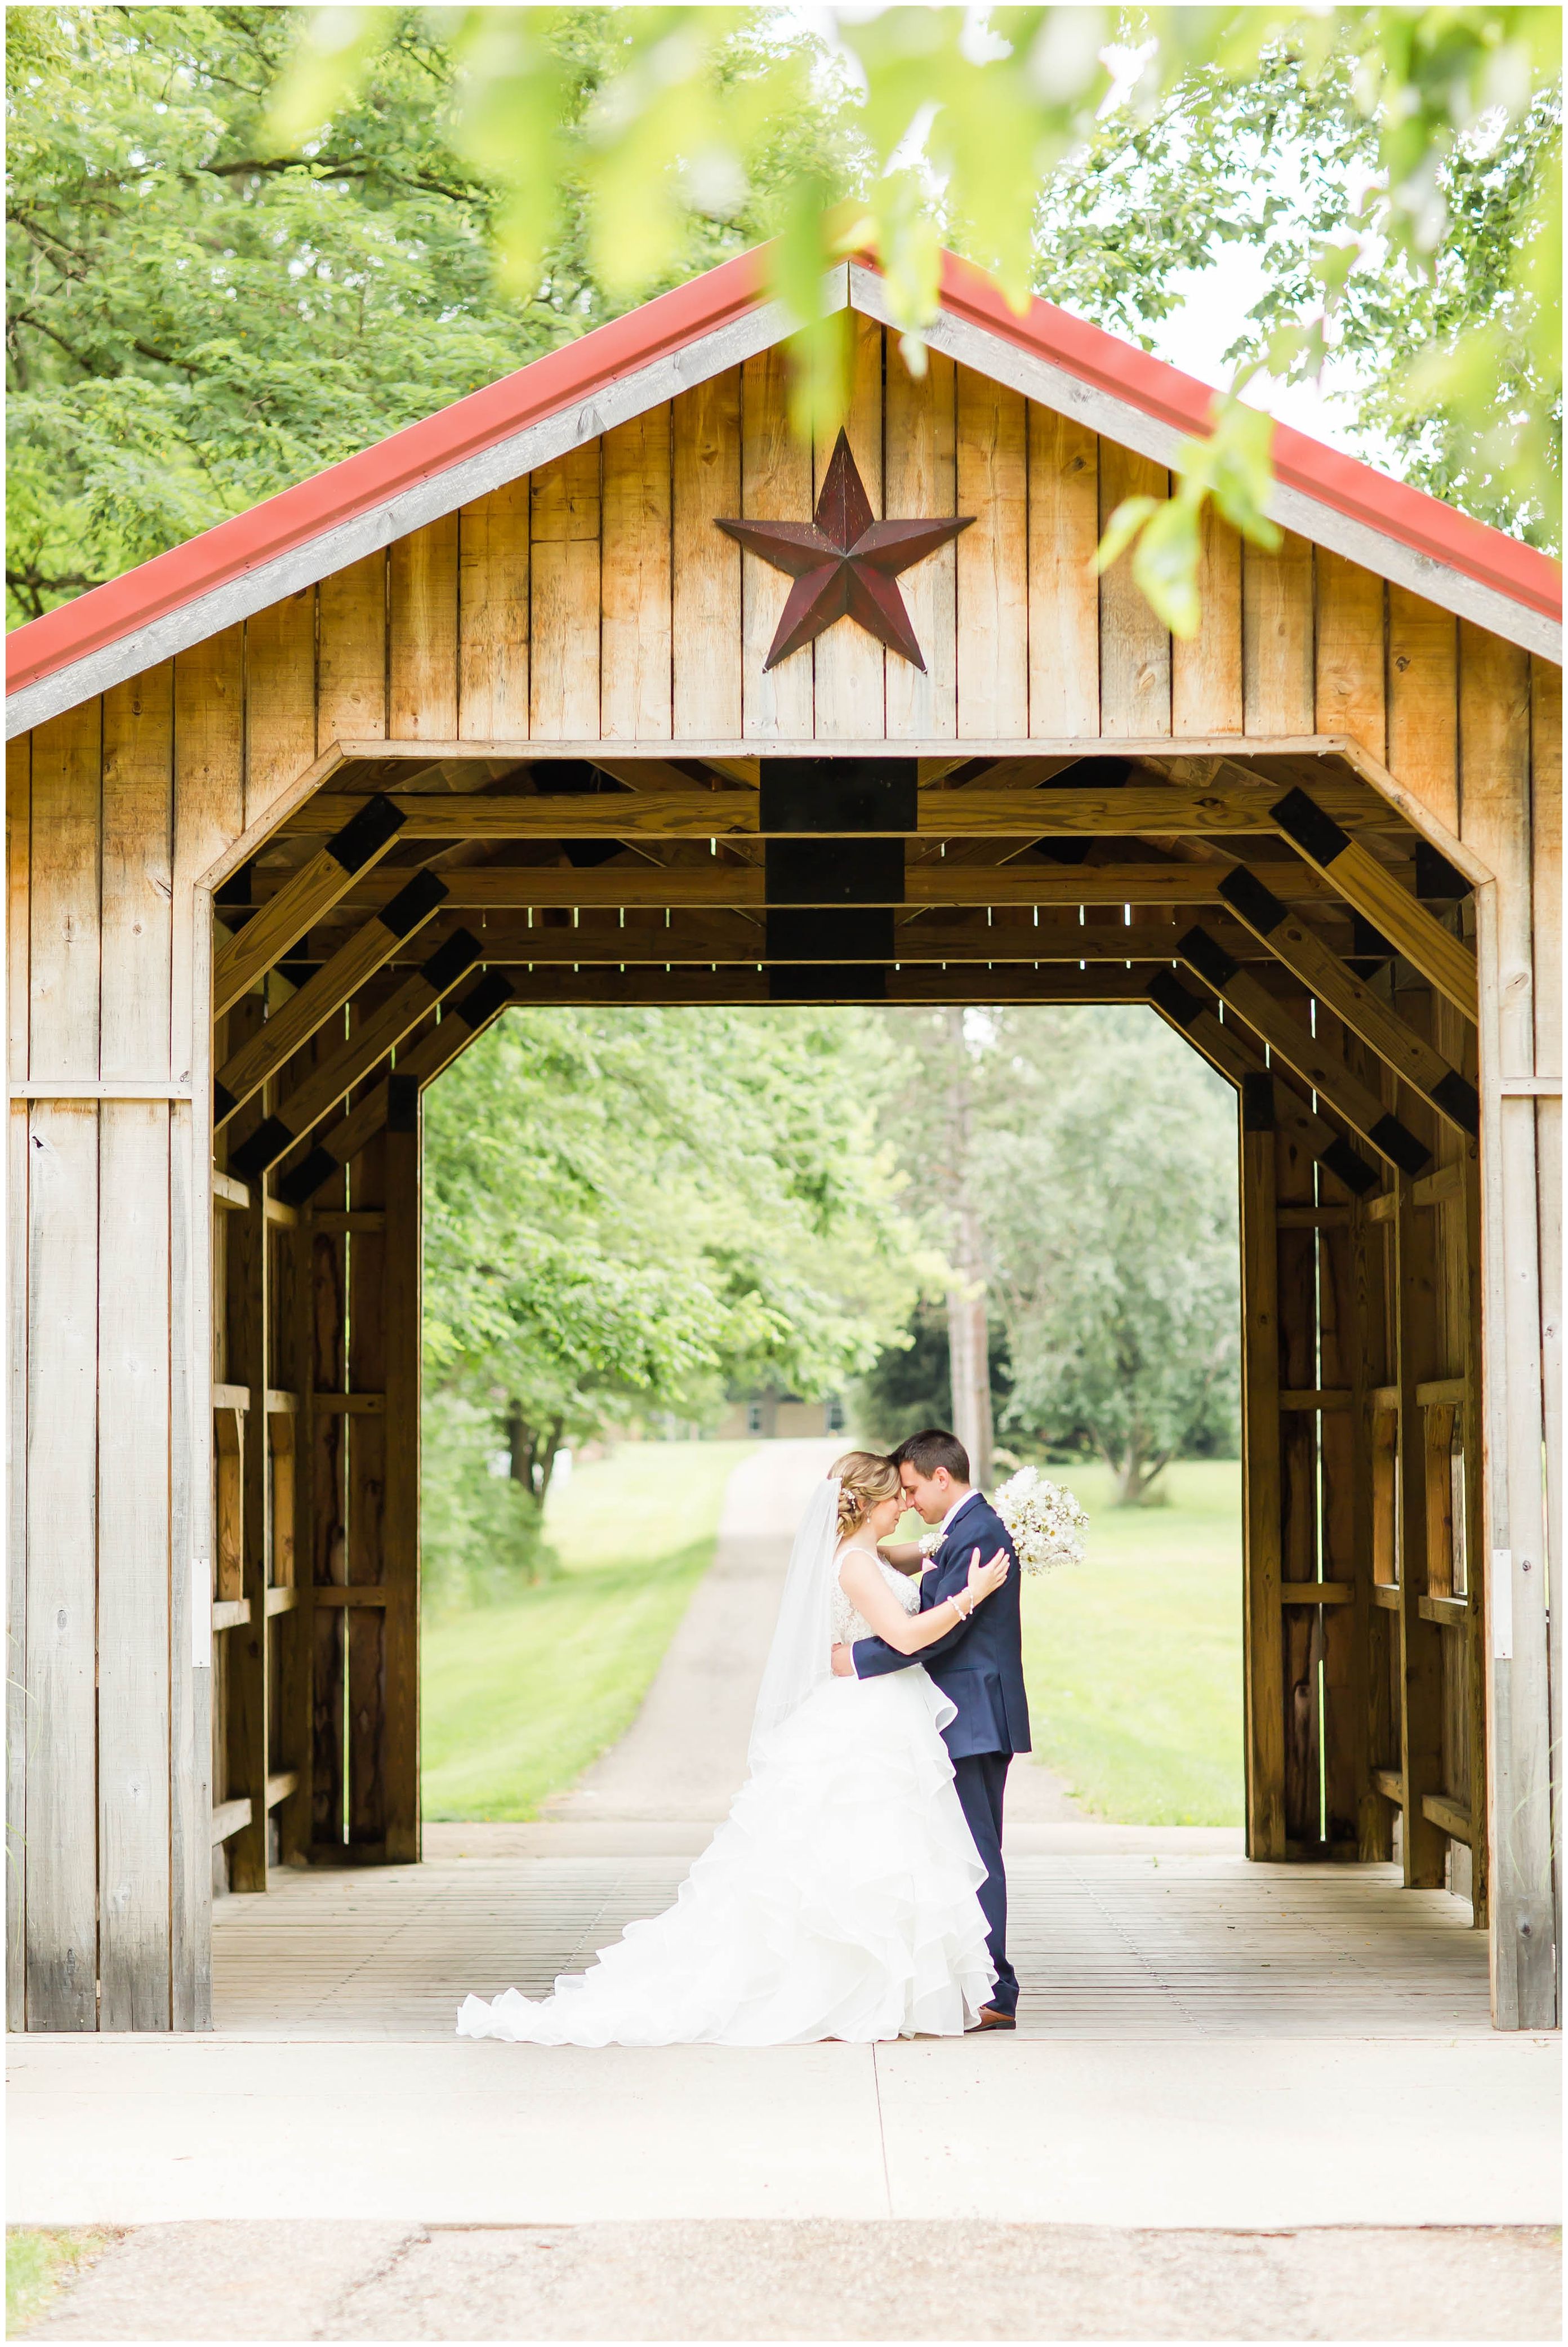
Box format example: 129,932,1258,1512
830,1644,856,1677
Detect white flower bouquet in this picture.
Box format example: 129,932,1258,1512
992,1465,1089,1574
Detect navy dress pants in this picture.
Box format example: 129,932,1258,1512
951,1750,1016,2015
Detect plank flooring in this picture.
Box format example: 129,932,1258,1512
211,1840,1491,2041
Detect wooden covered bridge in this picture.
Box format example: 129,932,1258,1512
6,245,1560,2036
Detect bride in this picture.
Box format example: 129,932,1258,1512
456,1450,1012,2046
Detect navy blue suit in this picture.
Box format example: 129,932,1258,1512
851,1491,1027,2015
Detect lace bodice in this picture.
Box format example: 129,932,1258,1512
832,1547,921,1646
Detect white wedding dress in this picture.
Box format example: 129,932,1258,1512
456,1495,996,2047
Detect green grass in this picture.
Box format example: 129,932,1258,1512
1016,1458,1243,1825
421,1440,756,1820
7,2231,114,2335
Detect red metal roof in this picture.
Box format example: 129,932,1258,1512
6,239,1559,704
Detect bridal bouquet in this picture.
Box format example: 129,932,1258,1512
992,1466,1089,1575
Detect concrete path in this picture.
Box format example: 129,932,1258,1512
10,2029,1559,2229
547,1437,1088,1825
24,2219,1562,2340
546,1439,840,1822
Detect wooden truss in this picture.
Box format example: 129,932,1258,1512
208,742,1490,1944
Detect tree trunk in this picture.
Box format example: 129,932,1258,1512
943,1008,993,1488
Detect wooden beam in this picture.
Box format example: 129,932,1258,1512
368,965,1158,1010
212,795,407,1015
1217,864,1480,1137
1395,1177,1450,1887
228,930,484,1181
316,861,1354,916
277,973,517,1206
278,780,1392,840
1240,1083,1286,1859
1146,969,1380,1197
213,870,448,1128
1269,785,1477,1020
421,911,1271,968
1177,925,1433,1175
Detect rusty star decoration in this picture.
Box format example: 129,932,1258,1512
716,430,974,673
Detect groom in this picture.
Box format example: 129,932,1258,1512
831,1428,1027,2030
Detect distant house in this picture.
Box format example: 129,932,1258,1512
716,1387,848,1440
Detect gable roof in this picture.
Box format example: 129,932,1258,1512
6,241,1560,738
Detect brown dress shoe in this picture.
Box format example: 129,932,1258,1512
967,2005,1018,2032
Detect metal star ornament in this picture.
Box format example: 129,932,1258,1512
716,430,974,673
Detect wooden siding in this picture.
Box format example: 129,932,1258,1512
136,334,1459,763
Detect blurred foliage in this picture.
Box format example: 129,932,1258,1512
260,3,1560,624
8,7,1557,628
420,1003,923,1592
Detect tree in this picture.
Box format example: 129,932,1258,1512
261,4,1560,623
4,5,849,617
972,1008,1240,1503
420,1003,920,1591
11,10,1557,624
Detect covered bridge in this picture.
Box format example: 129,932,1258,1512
6,243,1560,2034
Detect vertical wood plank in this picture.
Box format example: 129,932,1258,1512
1240,1108,1285,1858
1098,445,1171,738
9,736,32,1084
884,350,957,741
97,1103,172,2028
7,740,30,2027
245,591,316,828
1395,1173,1449,1886
1530,657,1561,1969
1317,1104,1373,1855
1243,532,1315,734
25,1105,100,2027
30,701,101,1080
382,1109,422,1862
1460,621,1552,2023
348,1129,387,1846
167,1092,210,2028
1276,1080,1321,1846
171,627,240,2009
390,517,460,740
172,627,243,1074
223,1009,270,1894
1173,505,1243,736
601,406,674,740
530,443,602,740
813,318,885,740
1027,408,1099,738
1387,589,1458,827
1315,553,1386,761
309,1170,348,1851
457,484,529,741
672,370,742,740
956,367,1028,740
318,555,388,750
740,346,813,739
101,668,173,1080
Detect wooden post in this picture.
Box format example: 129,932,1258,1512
1460,625,1555,2026
1316,1052,1374,1856
1239,1076,1285,1858
309,1166,349,1853
224,1024,271,1893
1393,1173,1449,1887
382,1081,422,1863
348,1123,388,1851
1276,1054,1322,1852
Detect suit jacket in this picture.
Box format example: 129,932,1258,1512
851,1491,1031,1760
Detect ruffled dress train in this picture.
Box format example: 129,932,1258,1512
456,1665,995,2047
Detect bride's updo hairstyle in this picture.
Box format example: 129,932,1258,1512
831,1450,901,1537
